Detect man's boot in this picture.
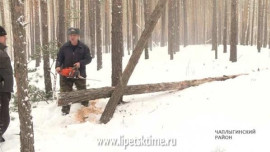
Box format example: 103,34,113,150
0,135,5,143
61,105,71,115
81,101,89,107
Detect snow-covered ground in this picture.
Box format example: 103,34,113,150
1,45,270,152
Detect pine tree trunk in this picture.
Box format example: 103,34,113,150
240,0,248,45
263,0,268,47
0,0,5,27
251,0,255,46
96,0,102,70
111,0,123,103
100,0,168,124
67,0,73,28
29,0,35,58
175,0,180,52
245,0,251,45
126,0,131,55
40,0,52,98
183,0,188,47
203,0,206,44
34,0,41,67
58,0,65,46
104,0,110,54
89,0,96,58
10,0,35,151
80,0,85,42
191,0,196,44
160,4,166,47
212,0,218,59
132,0,138,50
144,0,150,59
269,29,270,48
168,0,175,60
49,0,55,41
230,0,238,62
257,0,263,52
223,0,228,53
54,0,58,40
148,0,153,51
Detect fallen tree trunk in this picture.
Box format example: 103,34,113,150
58,74,246,106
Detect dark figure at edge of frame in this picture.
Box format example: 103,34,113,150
0,26,14,143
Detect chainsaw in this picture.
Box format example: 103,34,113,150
59,67,101,82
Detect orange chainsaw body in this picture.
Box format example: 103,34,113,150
60,67,78,78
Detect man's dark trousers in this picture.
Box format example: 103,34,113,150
60,76,88,114
0,92,11,137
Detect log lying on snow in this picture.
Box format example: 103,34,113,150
58,74,246,106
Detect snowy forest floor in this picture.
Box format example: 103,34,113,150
1,45,270,152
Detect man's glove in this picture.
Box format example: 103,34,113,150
0,76,3,87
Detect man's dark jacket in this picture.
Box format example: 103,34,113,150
0,43,13,92
56,41,92,78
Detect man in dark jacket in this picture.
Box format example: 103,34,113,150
56,28,92,115
0,26,13,142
